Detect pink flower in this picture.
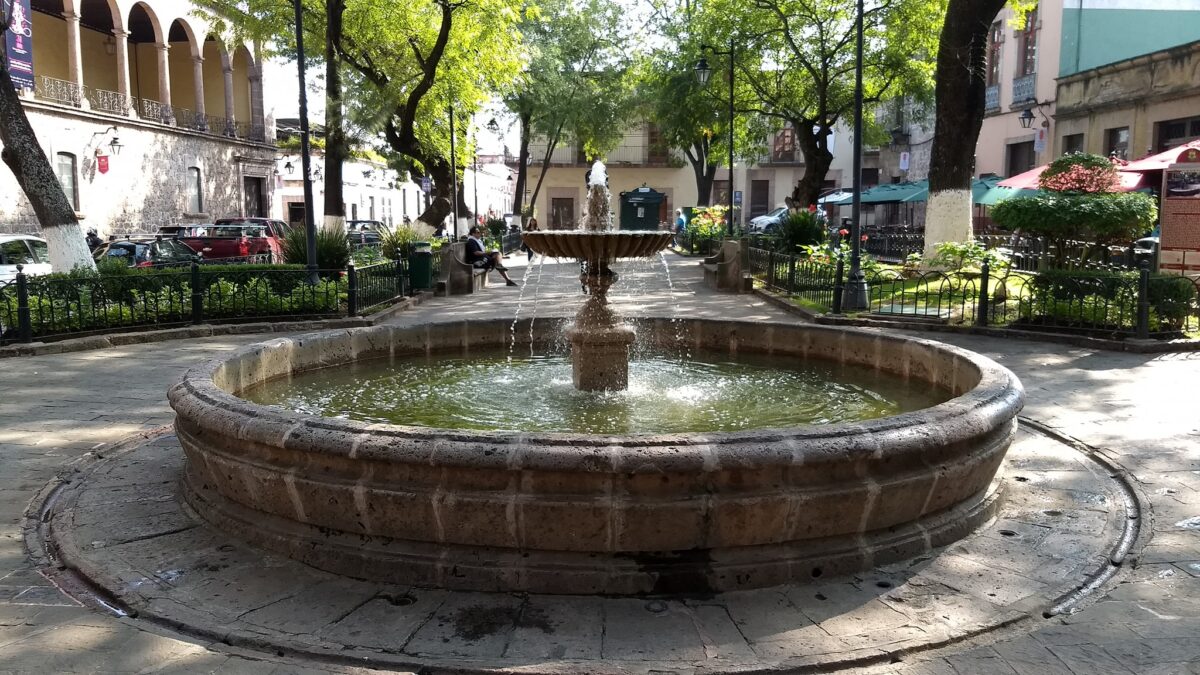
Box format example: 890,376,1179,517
808,204,817,213
838,228,849,237
861,234,869,242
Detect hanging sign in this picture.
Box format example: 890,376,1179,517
96,155,109,174
1034,128,1048,154
899,151,911,171
4,0,35,90
420,176,432,194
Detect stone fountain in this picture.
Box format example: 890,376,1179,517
520,161,673,390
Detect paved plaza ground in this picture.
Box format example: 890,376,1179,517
1,254,1198,673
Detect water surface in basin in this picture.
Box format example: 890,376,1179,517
242,350,950,435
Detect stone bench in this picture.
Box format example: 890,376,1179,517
436,241,489,296
702,240,752,292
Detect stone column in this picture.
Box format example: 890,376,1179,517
63,11,84,106
248,61,264,141
221,52,235,135
156,42,174,123
113,30,133,115
192,56,207,129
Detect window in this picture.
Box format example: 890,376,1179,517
1017,6,1038,76
187,167,203,213
1157,115,1200,152
55,152,78,210
1105,127,1130,160
987,22,1003,86
1007,141,1036,176
1063,134,1085,155
772,128,796,162
1,239,35,265
862,168,880,187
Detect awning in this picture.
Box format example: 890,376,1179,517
826,177,1001,206
998,164,1145,191
1123,140,1200,172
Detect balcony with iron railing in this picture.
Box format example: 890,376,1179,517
985,84,1000,113
1011,73,1036,108
27,75,267,144
526,138,681,168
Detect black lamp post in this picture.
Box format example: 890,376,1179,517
291,0,318,283
449,106,459,238
842,0,869,310
695,38,737,237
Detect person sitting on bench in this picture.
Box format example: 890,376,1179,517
466,226,518,286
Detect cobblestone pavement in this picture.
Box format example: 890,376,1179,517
0,255,1197,674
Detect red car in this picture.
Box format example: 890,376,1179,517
181,218,291,262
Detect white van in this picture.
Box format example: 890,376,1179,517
0,235,52,283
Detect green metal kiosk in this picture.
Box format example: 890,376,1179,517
618,186,666,230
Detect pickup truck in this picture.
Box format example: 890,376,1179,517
180,218,291,262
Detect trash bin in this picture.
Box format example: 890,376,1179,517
409,242,434,291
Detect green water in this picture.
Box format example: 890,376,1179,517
242,351,950,435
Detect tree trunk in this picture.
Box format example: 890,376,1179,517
322,0,347,232
528,117,567,216
0,65,94,272
793,123,834,208
686,135,716,206
416,158,454,234
513,109,531,217
925,0,1007,259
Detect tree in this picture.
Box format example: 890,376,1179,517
925,0,1034,259
0,1,95,271
504,0,635,219
694,0,943,207
323,0,347,232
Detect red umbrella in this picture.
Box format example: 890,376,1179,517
1123,140,1200,171
998,164,1144,191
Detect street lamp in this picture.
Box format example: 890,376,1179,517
695,39,736,237
1018,108,1035,129
291,0,318,283
841,0,870,310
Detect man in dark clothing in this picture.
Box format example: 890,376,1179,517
465,226,518,286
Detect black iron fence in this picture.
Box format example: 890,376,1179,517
1,259,420,345
747,247,1200,340
857,233,1152,271
350,259,409,315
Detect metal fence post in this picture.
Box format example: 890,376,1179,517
832,255,845,315
347,261,359,317
395,257,406,297
190,262,204,325
1136,260,1151,339
15,265,32,343
767,250,775,288
976,259,990,327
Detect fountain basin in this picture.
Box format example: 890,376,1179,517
522,230,674,260
169,318,1024,595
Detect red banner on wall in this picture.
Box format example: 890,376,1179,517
4,0,35,90
96,155,109,174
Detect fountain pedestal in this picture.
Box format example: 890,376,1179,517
567,264,634,391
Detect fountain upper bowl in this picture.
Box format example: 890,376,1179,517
522,230,674,261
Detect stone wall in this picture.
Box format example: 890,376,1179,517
0,99,275,237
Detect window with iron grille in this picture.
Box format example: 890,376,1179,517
1017,7,1038,77
772,128,796,162
55,153,78,210
1106,127,1129,160
987,22,1003,86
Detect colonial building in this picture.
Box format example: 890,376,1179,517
976,0,1063,178
0,0,274,236
520,121,872,229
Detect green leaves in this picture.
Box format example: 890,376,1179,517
990,192,1158,250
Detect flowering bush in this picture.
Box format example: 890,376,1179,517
1038,153,1120,193
688,205,728,240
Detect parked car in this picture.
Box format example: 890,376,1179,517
747,207,789,234
346,219,384,247
0,234,51,282
180,217,290,261
158,224,213,238
93,237,202,268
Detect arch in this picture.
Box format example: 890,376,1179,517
125,1,162,44
165,18,199,111
77,0,123,94
126,2,162,108
201,35,228,125
28,0,70,82
230,43,252,125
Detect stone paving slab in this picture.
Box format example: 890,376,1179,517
0,257,1197,673
34,423,1129,674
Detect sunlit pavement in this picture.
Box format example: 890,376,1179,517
1,252,1198,673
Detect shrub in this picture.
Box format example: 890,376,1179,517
929,240,1010,273
486,217,508,239
774,209,825,253
1039,153,1120,193
687,206,727,240
281,227,351,270
379,226,422,260
990,192,1157,263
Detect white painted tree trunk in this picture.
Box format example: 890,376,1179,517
43,223,96,273
923,189,973,262
322,214,345,232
